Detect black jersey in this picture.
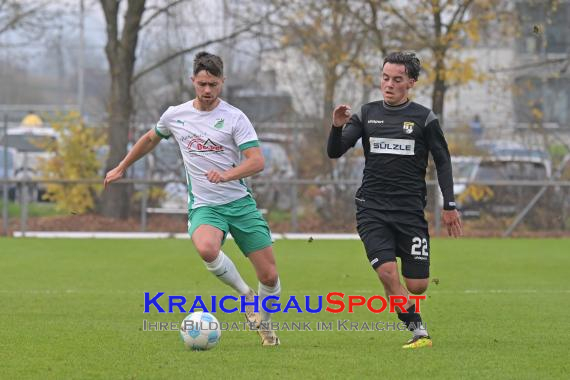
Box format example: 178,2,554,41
327,100,456,211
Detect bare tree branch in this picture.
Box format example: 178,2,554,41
101,0,119,67
387,4,430,43
140,0,187,29
346,0,389,55
0,1,48,35
445,0,474,35
133,19,264,83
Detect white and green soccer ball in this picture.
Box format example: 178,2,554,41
179,312,221,350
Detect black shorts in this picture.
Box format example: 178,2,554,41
356,207,430,279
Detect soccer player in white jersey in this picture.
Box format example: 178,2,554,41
104,52,281,346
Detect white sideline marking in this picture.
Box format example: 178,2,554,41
13,231,174,239
13,231,361,240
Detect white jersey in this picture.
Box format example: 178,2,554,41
155,99,259,209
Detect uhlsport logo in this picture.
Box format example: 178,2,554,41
403,121,414,134
213,118,224,129
186,136,224,154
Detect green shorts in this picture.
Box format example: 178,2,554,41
188,196,273,255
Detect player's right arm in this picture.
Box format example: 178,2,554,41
104,129,162,188
327,104,363,158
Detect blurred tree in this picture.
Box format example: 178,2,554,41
257,0,383,176
99,0,147,219
383,0,507,123
0,1,83,113
285,1,367,124
39,112,106,214
0,0,49,41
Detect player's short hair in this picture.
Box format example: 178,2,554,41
193,51,223,77
382,52,421,81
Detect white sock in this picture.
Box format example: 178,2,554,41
259,277,281,323
412,322,429,338
205,251,250,295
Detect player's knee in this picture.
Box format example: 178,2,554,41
407,285,428,294
376,264,399,287
405,279,428,294
193,240,219,262
258,268,278,287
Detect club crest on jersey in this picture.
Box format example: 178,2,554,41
213,119,224,129
403,121,414,134
187,137,224,153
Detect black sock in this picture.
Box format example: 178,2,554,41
397,304,423,331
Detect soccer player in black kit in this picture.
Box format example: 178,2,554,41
328,52,463,349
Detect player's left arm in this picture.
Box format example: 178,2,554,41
205,146,264,183
425,115,463,237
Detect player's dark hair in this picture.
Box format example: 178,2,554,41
382,52,421,81
193,51,223,77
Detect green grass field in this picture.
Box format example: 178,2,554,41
1,238,569,379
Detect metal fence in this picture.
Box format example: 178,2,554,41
2,178,570,237
2,110,570,238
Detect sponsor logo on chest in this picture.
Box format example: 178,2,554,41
369,137,415,155
186,136,224,153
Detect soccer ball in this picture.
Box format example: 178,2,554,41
179,312,221,350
